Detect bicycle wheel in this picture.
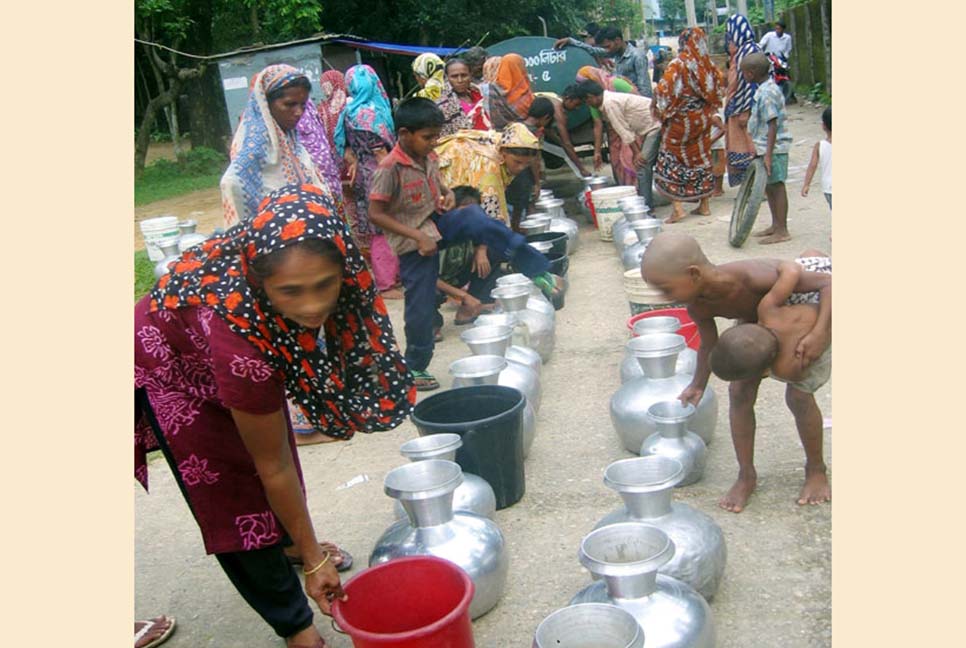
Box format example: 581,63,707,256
729,158,767,248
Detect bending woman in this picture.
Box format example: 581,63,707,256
652,27,724,223
575,66,639,185
136,184,415,648
334,65,402,299
221,65,334,226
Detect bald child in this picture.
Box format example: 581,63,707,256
641,233,831,513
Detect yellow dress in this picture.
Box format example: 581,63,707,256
434,129,511,225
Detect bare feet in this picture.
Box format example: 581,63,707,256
690,205,711,216
380,288,404,300
797,467,831,506
135,617,176,648
753,226,775,237
711,189,725,197
719,470,757,513
664,212,687,224
758,232,791,245
294,431,343,446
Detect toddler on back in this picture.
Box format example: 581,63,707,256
641,232,831,512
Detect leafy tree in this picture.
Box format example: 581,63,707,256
659,0,686,33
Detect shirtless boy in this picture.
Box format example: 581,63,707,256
641,233,831,512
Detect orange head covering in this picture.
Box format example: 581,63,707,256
494,53,534,116
576,65,638,95
482,56,502,83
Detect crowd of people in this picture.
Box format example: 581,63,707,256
136,14,831,648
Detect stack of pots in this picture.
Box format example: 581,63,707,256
640,402,708,486
610,333,717,454
591,186,639,242
621,219,664,272
612,195,650,256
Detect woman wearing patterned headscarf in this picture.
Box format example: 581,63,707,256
488,53,535,129
220,65,334,226
436,58,488,136
652,27,724,223
296,96,344,207
412,52,446,100
136,184,415,648
334,65,402,300
725,14,763,186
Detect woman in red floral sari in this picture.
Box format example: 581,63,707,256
652,27,724,224
135,184,415,648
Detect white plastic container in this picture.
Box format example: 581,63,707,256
591,186,638,242
140,215,181,261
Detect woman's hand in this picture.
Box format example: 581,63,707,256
417,233,439,257
437,191,456,212
593,151,604,170
346,160,358,185
304,560,347,616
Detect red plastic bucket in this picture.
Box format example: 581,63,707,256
627,307,701,351
331,556,475,648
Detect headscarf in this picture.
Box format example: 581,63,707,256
498,122,540,151
576,65,639,94
436,79,486,136
725,14,762,117
482,56,502,84
654,27,723,120
317,70,347,150
333,65,395,157
494,54,534,114
412,53,446,100
221,64,328,226
488,54,534,129
296,98,343,203
149,183,416,437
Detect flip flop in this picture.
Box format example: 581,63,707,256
135,616,176,648
287,545,354,573
411,370,440,392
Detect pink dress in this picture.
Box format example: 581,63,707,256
134,295,304,555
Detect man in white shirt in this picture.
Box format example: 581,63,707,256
577,80,662,210
759,21,792,61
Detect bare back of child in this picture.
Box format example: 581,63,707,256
641,233,832,513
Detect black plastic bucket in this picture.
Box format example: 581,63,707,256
412,385,526,509
544,252,569,278
525,231,568,257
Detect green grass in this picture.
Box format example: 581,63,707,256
135,249,157,301
134,172,222,206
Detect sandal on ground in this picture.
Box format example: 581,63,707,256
135,616,176,648
411,370,440,392
286,543,354,572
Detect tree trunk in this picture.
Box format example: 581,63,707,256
186,69,232,155
136,78,182,176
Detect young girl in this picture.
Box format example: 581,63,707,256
135,184,415,648
802,106,832,210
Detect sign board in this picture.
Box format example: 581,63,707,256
217,43,326,133
487,36,597,130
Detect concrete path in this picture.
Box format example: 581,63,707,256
136,102,832,647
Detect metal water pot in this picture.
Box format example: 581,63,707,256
621,317,698,383
535,197,566,220
594,456,726,600
495,273,553,308
370,460,509,619
580,175,612,214
620,220,663,271
492,285,555,363
474,311,532,351
610,334,718,454
392,434,497,521
520,214,552,236
460,325,542,411
548,216,580,254
533,603,645,648
449,355,538,458
570,523,715,648
640,402,707,486
153,240,182,279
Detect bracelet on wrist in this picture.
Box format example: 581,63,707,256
303,551,331,576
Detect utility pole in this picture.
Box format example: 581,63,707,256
737,0,749,15
709,0,718,28
763,0,775,22
685,0,698,27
